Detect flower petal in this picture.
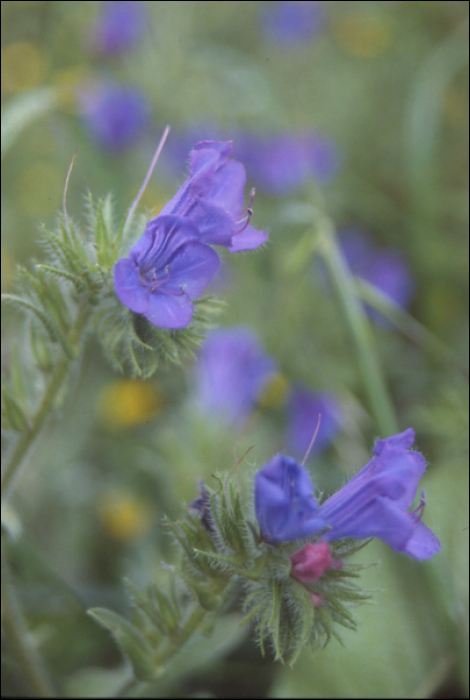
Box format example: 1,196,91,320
373,428,416,455
130,216,200,269
164,241,220,299
145,290,194,328
209,160,247,215
228,223,269,253
114,258,147,313
255,454,327,545
185,199,236,247
402,519,441,560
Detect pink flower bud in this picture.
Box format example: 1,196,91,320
290,541,341,583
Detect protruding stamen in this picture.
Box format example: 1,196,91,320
234,187,257,236
410,490,426,522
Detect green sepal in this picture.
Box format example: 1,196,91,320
94,296,225,379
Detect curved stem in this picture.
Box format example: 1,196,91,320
1,541,57,697
1,304,90,501
318,219,399,436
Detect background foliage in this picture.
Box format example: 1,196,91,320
1,1,468,697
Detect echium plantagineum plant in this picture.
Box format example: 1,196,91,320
1,125,441,696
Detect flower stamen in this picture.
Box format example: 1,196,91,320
410,489,426,523
234,188,256,236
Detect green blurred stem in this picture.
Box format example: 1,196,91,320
1,540,57,697
115,608,208,698
1,304,90,501
154,607,207,667
317,221,399,436
355,279,467,375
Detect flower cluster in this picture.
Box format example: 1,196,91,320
114,141,268,328
255,428,440,559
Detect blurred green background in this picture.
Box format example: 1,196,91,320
1,1,468,697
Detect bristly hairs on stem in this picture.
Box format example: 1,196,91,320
124,125,171,232
301,414,322,466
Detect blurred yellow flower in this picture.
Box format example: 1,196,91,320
97,379,165,429
333,12,392,58
97,489,152,543
258,372,290,409
13,161,63,217
1,42,46,93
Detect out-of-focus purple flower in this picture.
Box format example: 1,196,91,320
287,387,343,459
92,1,147,55
195,327,277,426
160,141,268,252
236,132,340,196
188,479,216,534
290,541,341,583
260,1,325,47
338,228,415,323
255,454,328,545
79,81,149,152
318,429,440,559
114,216,219,328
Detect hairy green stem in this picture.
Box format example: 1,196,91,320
1,541,57,697
1,304,90,501
318,220,399,436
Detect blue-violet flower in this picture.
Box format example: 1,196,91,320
255,453,328,545
338,228,415,324
114,216,219,328
259,1,325,47
159,141,268,252
79,81,149,152
92,1,148,55
195,327,277,426
287,387,343,459
319,428,440,559
236,131,340,196
254,429,440,559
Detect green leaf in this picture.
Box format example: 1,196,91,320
87,608,158,682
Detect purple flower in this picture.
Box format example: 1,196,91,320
195,328,277,426
79,81,149,152
236,132,340,196
92,1,147,55
254,429,440,559
338,228,415,323
260,1,325,47
188,479,215,534
255,453,328,545
114,216,219,328
287,388,343,459
159,141,268,252
318,429,440,559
